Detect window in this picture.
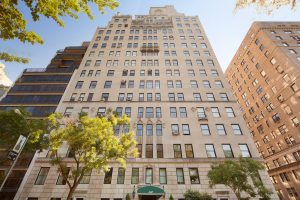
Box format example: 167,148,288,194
156,107,162,118
173,144,182,158
89,81,97,89
185,144,194,158
56,168,70,185
157,144,163,158
79,170,92,184
179,107,187,118
146,107,154,118
104,81,112,88
136,124,143,136
104,168,113,184
182,124,190,135
215,80,223,88
225,107,235,117
137,144,142,158
189,168,200,184
206,93,215,101
239,144,251,157
35,167,50,185
203,80,211,88
193,93,201,101
176,168,185,184
200,124,210,135
156,124,163,136
222,144,234,158
101,93,109,101
159,168,167,184
232,124,242,135
117,168,125,184
216,124,226,135
131,168,139,184
146,124,153,136
145,168,153,184
205,144,216,158
220,93,229,101
168,93,175,101
190,80,198,88
75,81,83,89
171,124,179,135
207,59,214,67
146,144,153,158
211,107,220,117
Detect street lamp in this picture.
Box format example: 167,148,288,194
0,109,31,192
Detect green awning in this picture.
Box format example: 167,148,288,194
137,185,165,196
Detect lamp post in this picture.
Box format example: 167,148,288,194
0,109,31,192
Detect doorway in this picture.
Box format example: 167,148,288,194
140,195,158,200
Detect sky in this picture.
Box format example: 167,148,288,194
1,0,300,82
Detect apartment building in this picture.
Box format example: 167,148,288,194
0,44,88,200
15,6,278,200
226,22,300,200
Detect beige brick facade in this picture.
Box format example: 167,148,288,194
226,22,300,200
15,6,278,200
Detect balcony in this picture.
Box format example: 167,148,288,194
140,45,159,52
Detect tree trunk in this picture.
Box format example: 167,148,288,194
235,192,241,200
67,186,76,200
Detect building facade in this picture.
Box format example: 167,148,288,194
0,44,88,200
225,22,300,200
16,7,278,200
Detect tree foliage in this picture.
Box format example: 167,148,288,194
169,194,174,200
46,112,138,200
0,108,48,152
235,0,298,13
207,157,272,200
184,190,213,200
0,0,120,63
125,193,131,200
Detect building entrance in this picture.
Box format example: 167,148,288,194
140,195,159,200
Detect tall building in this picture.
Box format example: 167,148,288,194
0,44,88,118
15,6,278,200
0,44,88,200
0,63,12,99
225,22,300,200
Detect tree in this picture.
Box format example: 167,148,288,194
46,112,138,200
235,0,298,13
207,157,272,200
125,193,131,200
0,108,48,153
184,190,213,200
0,0,120,63
169,194,174,200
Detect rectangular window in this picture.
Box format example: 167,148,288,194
157,144,163,158
173,144,182,158
170,107,177,117
159,168,167,184
239,144,251,157
185,144,194,158
200,124,210,135
35,167,50,185
232,124,243,135
156,124,163,136
176,168,185,184
216,124,226,135
136,124,143,136
222,144,234,158
56,168,70,185
179,107,187,118
205,144,216,158
131,168,139,184
104,168,113,184
145,168,153,184
182,124,190,135
189,168,200,184
225,107,235,117
146,144,153,158
146,124,153,136
117,168,125,184
79,170,92,184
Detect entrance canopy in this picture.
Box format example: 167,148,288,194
137,185,165,196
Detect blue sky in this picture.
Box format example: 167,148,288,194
1,0,300,82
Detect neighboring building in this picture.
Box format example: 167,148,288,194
0,44,88,118
16,6,278,200
0,63,12,99
225,22,300,200
0,44,88,200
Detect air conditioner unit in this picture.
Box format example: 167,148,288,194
78,98,84,102
127,97,132,101
172,131,179,135
198,116,207,121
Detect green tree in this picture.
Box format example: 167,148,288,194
235,0,298,13
125,193,131,200
47,112,138,200
0,108,48,152
0,0,120,63
207,157,272,200
184,190,213,200
169,194,174,200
